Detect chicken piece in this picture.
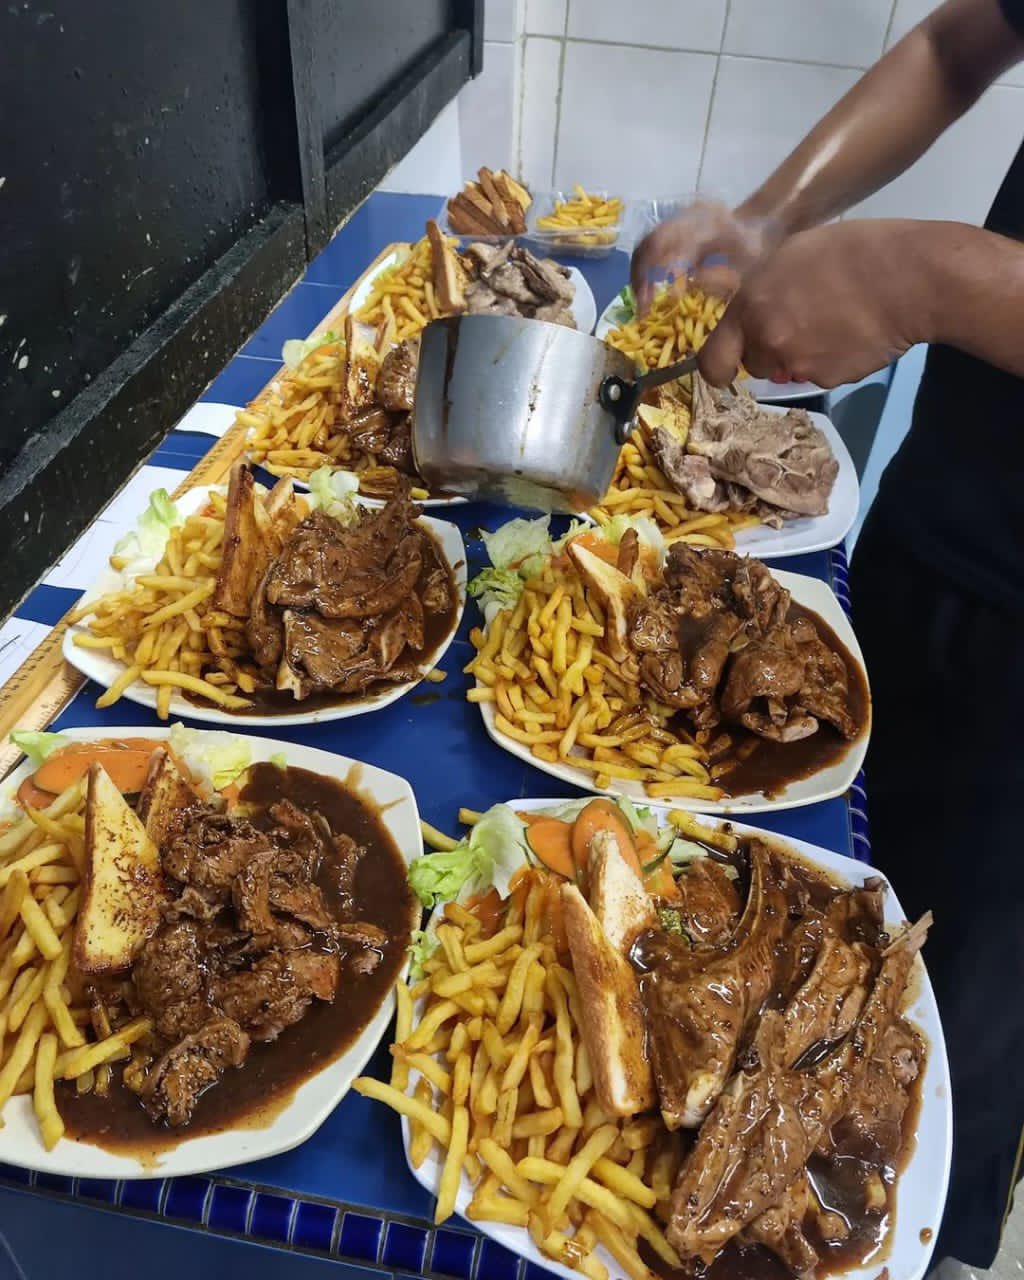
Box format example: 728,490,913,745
211,949,340,1042
376,338,419,412
133,921,210,1041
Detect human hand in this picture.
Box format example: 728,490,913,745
697,220,932,388
629,199,777,314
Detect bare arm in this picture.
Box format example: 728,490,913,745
631,0,1024,304
738,0,1024,236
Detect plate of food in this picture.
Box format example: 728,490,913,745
356,799,949,1280
592,288,857,558
527,187,628,260
244,221,594,505
0,725,421,1178
63,464,466,725
464,516,869,813
440,167,532,240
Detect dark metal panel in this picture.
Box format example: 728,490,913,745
0,203,306,621
0,0,294,469
323,31,472,229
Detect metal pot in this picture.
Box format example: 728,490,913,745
411,314,698,512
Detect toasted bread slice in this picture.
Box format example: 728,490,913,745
477,167,511,229
340,314,380,419
566,541,641,663
136,747,199,847
588,830,658,953
427,219,467,313
214,464,270,618
75,763,167,974
562,879,656,1117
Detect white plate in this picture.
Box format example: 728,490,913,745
63,487,467,727
402,802,951,1280
595,299,820,401
352,248,597,343
1,726,423,1180
477,569,870,814
594,299,856,559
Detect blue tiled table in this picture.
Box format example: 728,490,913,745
0,192,867,1279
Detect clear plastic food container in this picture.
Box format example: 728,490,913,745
526,189,630,260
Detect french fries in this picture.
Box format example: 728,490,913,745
355,230,460,353
535,188,624,248
0,778,157,1150
67,484,305,717
354,870,680,1280
595,287,761,546
465,553,724,803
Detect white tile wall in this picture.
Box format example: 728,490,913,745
383,0,1024,231
523,0,565,36
566,0,726,53
555,41,717,196
518,36,563,187
700,57,862,205
459,40,517,174
724,0,891,67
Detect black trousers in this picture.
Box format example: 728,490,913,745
851,503,1024,1268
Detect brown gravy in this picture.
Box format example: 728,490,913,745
57,763,415,1157
187,523,458,718
705,603,869,799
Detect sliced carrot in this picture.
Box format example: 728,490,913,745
644,856,680,900
571,798,643,879
30,739,158,801
16,777,58,811
572,530,619,566
524,818,576,880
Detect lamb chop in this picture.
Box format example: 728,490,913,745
666,912,930,1261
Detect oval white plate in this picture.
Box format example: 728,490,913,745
477,569,870,814
0,726,422,1180
63,487,467,727
401,801,950,1280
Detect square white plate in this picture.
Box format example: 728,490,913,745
63,486,467,727
0,726,423,1179
476,569,870,814
401,801,950,1280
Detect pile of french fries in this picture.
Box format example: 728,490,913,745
355,868,683,1280
354,230,458,355
0,778,153,1149
465,557,723,803
535,188,624,248
68,488,272,717
594,288,760,545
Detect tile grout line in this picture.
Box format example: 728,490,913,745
547,0,571,188
880,0,899,57
696,0,732,194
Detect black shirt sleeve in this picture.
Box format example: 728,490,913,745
1000,0,1024,37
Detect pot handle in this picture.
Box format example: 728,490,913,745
599,352,700,445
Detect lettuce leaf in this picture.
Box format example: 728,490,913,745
307,466,360,524
600,513,666,564
408,805,529,909
615,284,635,321
282,329,342,370
481,517,552,572
407,929,438,981
168,724,251,793
111,489,184,575
269,753,287,770
9,731,70,769
467,567,524,613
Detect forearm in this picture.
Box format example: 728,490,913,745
923,222,1024,376
737,0,1024,238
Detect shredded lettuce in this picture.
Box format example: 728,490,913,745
481,517,553,572
615,284,635,321
168,724,251,793
111,489,183,576
9,731,71,769
408,805,529,909
282,329,342,370
269,753,287,770
467,567,524,613
407,929,438,982
307,466,360,524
